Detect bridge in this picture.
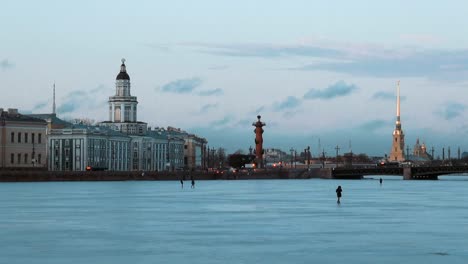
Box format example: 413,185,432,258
330,165,468,180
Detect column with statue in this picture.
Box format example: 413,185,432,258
252,115,266,169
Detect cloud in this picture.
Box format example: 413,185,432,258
32,102,48,111
183,41,468,81
358,119,388,132
304,81,358,100
372,91,407,101
294,49,468,80
144,43,171,52
208,65,229,70
187,42,343,58
272,96,301,111
0,59,14,70
199,103,218,113
160,77,202,93
252,106,265,115
435,102,466,120
198,88,223,96
57,85,107,114
372,91,395,101
210,115,235,127
235,119,253,127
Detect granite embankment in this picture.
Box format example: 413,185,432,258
0,168,328,182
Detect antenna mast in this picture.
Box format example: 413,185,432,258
53,82,56,114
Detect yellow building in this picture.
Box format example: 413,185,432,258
0,108,47,168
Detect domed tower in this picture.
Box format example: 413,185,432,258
102,59,147,135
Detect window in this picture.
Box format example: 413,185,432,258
38,154,42,164
25,133,28,143
38,133,42,144
24,154,28,164
10,153,14,164
32,133,35,144
184,145,188,149
18,133,21,143
17,154,21,164
10,132,14,143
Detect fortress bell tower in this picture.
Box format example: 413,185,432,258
389,81,405,161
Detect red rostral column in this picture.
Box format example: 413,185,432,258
252,115,266,168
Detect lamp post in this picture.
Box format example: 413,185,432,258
293,150,296,169
321,149,326,168
211,147,216,168
166,137,171,171
206,145,210,170
335,145,340,167
290,148,294,169
31,141,36,167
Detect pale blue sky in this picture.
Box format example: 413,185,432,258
2,0,468,156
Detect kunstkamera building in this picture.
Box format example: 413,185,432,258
47,59,207,171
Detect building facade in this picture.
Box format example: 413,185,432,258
0,108,47,168
48,125,131,171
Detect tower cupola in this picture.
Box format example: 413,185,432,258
116,58,130,80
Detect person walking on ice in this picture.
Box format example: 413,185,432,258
336,186,343,204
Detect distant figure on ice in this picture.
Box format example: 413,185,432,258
180,179,184,189
336,186,343,204
191,175,195,189
379,178,383,185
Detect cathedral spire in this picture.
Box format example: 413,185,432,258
389,80,405,161
396,80,400,123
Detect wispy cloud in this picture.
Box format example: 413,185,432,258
252,106,265,115
160,77,202,93
32,102,48,111
0,59,14,70
435,102,466,120
235,118,253,127
57,85,107,114
272,96,301,111
187,42,343,59
210,115,235,127
358,119,388,132
304,81,358,100
372,91,395,100
208,65,229,70
372,91,407,101
183,41,468,81
144,43,171,52
198,88,223,96
199,103,218,113
294,49,468,80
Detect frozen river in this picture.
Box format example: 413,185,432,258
1,178,467,264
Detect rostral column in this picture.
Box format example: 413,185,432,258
252,115,266,168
